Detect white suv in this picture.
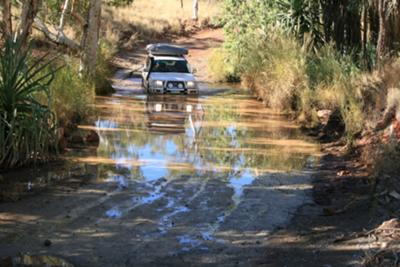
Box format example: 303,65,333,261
142,44,199,95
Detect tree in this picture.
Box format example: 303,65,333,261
80,0,102,76
192,0,198,20
18,0,42,47
0,0,12,38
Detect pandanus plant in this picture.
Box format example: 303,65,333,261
0,38,59,169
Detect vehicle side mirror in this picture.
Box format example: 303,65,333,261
192,68,197,74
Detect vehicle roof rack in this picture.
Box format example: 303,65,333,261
146,43,189,56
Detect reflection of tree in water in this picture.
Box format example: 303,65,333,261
93,94,316,182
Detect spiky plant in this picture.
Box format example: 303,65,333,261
0,38,58,169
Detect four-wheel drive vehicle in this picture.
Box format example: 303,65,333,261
142,44,199,95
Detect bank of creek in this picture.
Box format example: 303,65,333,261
0,31,320,267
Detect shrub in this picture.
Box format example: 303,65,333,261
0,39,58,169
49,60,95,125
208,48,238,82
306,47,365,139
241,34,308,111
94,40,115,95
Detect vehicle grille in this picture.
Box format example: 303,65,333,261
166,81,185,89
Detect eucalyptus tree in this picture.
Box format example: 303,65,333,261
80,0,102,76
192,0,199,20
0,0,12,37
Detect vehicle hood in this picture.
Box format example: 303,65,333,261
149,72,196,82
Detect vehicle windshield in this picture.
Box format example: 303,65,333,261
151,60,190,73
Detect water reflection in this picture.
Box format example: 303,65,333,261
73,90,316,204
71,90,321,186
54,85,321,252
145,95,204,135
0,84,322,259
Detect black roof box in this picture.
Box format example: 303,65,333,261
146,43,188,56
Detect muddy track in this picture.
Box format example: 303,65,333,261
0,29,320,267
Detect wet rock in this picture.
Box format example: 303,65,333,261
44,239,52,247
1,254,74,267
85,130,100,145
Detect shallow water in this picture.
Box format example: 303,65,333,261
0,77,321,265
71,78,320,242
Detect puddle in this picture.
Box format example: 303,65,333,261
105,208,122,218
229,169,255,206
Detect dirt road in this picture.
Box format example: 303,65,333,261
0,29,320,267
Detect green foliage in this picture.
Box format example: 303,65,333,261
0,39,58,169
49,60,95,125
275,0,324,47
208,48,238,82
241,34,308,111
94,40,115,95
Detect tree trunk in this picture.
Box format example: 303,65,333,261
0,0,13,38
377,0,389,62
80,0,102,77
18,0,42,47
59,0,71,32
192,0,198,21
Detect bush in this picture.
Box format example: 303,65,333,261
208,48,238,82
0,39,58,169
213,32,378,140
306,47,366,139
243,35,307,111
94,41,115,95
49,60,95,125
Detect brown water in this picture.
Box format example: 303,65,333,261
0,78,320,266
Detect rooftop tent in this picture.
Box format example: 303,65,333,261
146,43,189,56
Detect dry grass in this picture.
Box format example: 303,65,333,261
240,36,308,111
102,0,221,49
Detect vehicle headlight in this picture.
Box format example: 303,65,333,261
186,81,196,89
155,103,162,112
152,80,164,88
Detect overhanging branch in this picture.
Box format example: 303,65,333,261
34,17,80,50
